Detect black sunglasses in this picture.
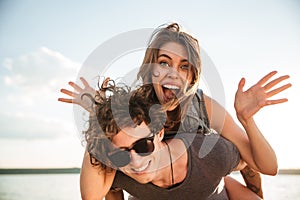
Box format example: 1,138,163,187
107,135,155,168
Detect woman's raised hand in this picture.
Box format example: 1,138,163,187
58,77,110,113
234,71,291,123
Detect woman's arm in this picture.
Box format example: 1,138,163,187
59,78,123,200
205,93,274,174
204,71,291,175
80,150,116,200
224,176,262,200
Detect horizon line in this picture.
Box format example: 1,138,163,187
0,168,300,175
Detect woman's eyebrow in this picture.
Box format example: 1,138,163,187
158,54,172,60
158,54,189,63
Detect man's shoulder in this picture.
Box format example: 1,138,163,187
176,132,238,157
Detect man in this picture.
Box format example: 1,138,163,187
80,84,261,200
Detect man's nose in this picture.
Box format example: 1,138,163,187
129,150,144,166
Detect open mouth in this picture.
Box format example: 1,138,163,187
162,84,180,102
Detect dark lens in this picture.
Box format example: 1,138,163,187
108,151,131,168
133,138,154,156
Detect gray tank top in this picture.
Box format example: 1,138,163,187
165,89,211,136
112,133,240,200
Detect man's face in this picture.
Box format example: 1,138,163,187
111,122,163,184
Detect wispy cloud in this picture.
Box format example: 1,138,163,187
0,47,81,139
3,47,78,90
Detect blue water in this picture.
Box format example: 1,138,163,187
0,174,299,199
231,173,300,199
0,174,81,200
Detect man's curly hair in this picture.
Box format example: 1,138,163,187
83,81,166,171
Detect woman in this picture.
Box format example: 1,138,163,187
59,23,291,199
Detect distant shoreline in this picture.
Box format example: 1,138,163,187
277,169,300,175
0,168,80,174
0,168,299,175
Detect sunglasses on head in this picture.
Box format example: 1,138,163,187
107,135,155,168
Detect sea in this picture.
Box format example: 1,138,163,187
0,173,299,200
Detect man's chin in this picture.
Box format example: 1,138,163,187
131,176,151,185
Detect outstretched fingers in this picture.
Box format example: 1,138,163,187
80,77,90,88
257,71,278,86
237,78,246,92
60,88,76,97
69,81,83,92
58,77,97,111
267,83,292,98
263,75,290,91
265,98,288,106
57,98,74,104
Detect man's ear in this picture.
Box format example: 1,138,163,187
157,129,164,141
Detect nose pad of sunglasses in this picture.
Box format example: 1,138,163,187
108,151,131,168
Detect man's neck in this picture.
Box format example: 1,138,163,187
151,139,188,188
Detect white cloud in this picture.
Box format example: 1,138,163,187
3,47,79,90
0,111,76,139
0,47,83,139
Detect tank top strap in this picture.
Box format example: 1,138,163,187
195,89,210,129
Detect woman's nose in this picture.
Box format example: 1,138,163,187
167,66,179,79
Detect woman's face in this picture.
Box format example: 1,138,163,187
152,42,194,108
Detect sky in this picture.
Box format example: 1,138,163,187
0,0,299,169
